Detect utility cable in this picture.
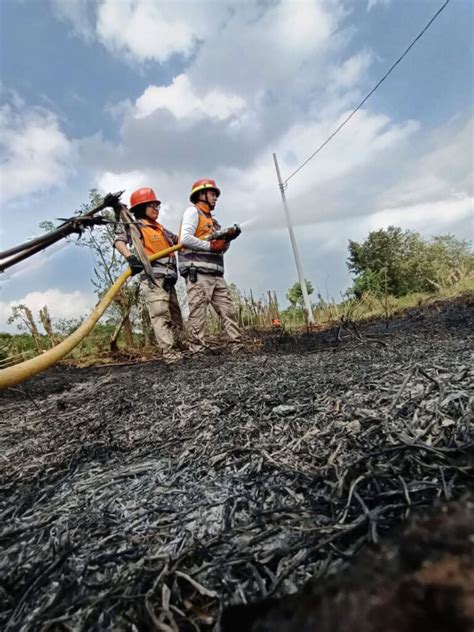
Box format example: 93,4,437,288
284,0,450,186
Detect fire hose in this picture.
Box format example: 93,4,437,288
0,223,240,390
0,209,241,389
0,244,182,390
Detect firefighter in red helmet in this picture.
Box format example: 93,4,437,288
179,179,241,353
114,187,183,361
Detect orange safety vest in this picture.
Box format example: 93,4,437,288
140,220,176,257
138,219,177,278
193,205,217,239
179,204,224,277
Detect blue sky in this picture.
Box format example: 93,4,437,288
1,0,473,330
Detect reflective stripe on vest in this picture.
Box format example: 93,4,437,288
139,259,178,280
179,206,224,276
178,254,224,276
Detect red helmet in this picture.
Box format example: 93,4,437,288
190,179,221,203
130,187,161,211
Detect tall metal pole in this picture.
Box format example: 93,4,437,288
273,153,314,324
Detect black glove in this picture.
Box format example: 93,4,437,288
126,255,144,276
163,275,177,291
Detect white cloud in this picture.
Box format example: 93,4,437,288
276,110,419,189
96,169,180,227
50,0,232,63
0,289,96,333
206,108,420,234
188,0,341,98
97,169,148,206
367,0,391,11
51,0,341,90
367,195,474,234
270,0,334,52
331,51,373,91
75,1,374,181
61,0,335,72
0,98,73,203
135,74,246,121
376,117,474,209
96,0,230,63
95,168,195,226
156,111,471,301
27,0,472,306
49,0,95,41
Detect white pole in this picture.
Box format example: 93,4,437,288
273,153,314,325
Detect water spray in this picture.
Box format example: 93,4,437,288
202,217,258,242
238,218,256,229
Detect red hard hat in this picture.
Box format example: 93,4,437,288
190,179,221,203
130,187,161,211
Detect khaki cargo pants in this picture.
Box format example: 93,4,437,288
186,273,241,353
140,278,183,359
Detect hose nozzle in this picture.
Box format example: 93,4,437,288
205,224,242,242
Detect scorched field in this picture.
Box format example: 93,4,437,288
1,297,473,631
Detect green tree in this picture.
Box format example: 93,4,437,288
423,235,474,289
347,226,472,297
74,189,139,348
40,189,140,349
7,304,42,352
286,280,314,309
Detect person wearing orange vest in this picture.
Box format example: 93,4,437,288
179,179,241,353
114,187,183,361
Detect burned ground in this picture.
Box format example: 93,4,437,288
1,297,473,631
222,498,474,632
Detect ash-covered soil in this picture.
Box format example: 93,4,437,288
222,498,474,632
1,297,473,631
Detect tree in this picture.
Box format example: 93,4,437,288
42,189,140,349
423,235,474,289
286,280,314,309
347,226,473,297
39,305,57,347
7,304,42,352
79,190,140,348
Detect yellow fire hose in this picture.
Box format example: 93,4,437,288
0,245,182,390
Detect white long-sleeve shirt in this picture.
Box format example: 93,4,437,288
180,206,211,251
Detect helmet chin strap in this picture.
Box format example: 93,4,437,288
199,191,214,210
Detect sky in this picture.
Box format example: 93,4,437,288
0,0,473,332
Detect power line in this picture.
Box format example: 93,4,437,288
284,0,450,186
